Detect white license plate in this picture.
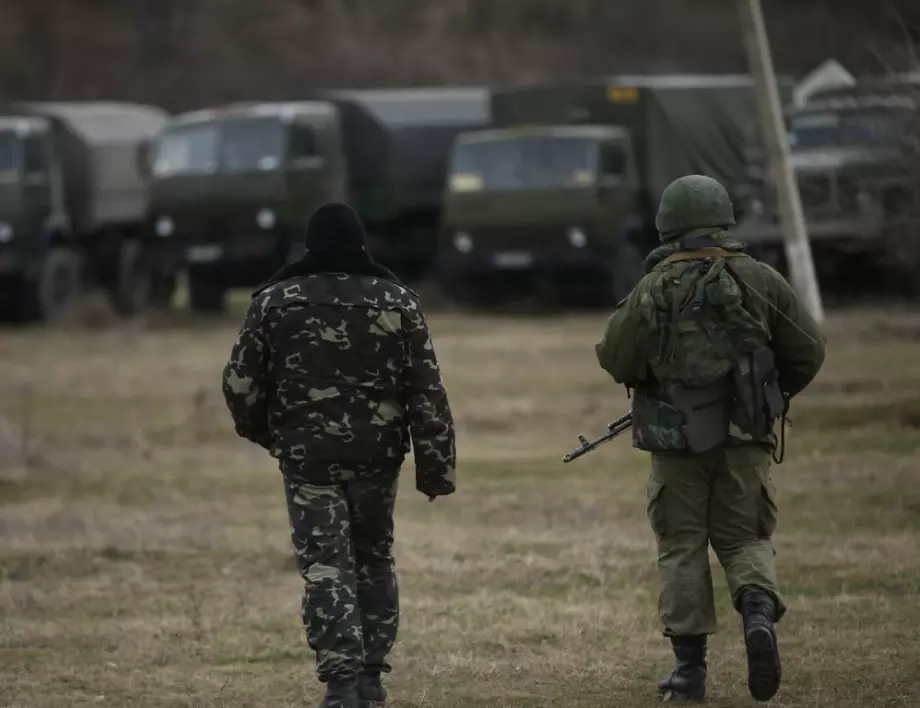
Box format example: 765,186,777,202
186,245,224,263
492,251,533,269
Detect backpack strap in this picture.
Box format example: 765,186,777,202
660,247,746,266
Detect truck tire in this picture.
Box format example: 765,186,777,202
20,247,83,323
188,267,226,313
149,272,177,310
109,239,152,316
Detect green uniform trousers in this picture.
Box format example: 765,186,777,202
284,469,400,683
646,443,786,637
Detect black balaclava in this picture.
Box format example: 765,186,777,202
254,202,401,295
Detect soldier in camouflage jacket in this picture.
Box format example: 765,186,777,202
222,203,456,708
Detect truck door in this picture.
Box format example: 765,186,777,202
595,138,640,249
20,129,56,248
285,120,330,260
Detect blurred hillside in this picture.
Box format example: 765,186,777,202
1,0,918,112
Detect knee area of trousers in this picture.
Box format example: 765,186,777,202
295,532,352,565
658,530,710,556
354,553,395,576
305,562,354,588
709,536,747,557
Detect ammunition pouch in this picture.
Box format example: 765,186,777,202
750,346,786,437
665,377,733,453
631,387,690,453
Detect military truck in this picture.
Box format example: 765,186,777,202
0,101,171,321
737,75,920,293
146,88,490,312
438,75,789,306
315,88,492,281
145,101,346,312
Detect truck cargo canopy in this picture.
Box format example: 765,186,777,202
489,75,795,204
21,102,168,143
13,101,170,231
317,88,492,222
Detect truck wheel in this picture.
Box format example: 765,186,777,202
149,272,177,310
188,268,226,313
109,239,152,316
21,247,83,322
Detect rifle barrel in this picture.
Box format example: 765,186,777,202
562,412,633,463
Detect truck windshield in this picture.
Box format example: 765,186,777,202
218,117,286,172
152,123,220,176
788,109,908,149
449,136,599,191
0,131,21,177
152,117,286,177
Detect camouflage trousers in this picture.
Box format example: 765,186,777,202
282,464,400,683
646,443,786,637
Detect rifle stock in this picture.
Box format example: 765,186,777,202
562,412,633,463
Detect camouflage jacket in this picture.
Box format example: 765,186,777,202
221,273,457,496
595,229,827,451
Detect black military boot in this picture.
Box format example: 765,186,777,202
357,673,387,707
658,636,707,702
317,679,359,708
741,590,782,702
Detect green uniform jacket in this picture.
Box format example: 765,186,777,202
221,272,457,496
596,231,827,446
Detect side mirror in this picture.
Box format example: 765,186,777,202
136,140,152,179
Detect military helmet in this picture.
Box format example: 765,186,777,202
655,175,736,235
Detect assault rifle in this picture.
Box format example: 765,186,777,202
562,412,633,463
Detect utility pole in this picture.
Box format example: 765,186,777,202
737,0,824,324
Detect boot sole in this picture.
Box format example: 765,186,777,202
745,626,781,701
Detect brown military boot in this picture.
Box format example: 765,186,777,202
741,590,782,702
658,636,707,702
317,679,359,708
357,673,387,707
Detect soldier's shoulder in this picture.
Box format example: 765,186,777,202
254,277,313,304
363,276,424,310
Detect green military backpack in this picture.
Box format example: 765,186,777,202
638,243,770,391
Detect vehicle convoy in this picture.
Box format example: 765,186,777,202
0,101,171,321
736,74,920,294
437,75,791,307
145,88,490,312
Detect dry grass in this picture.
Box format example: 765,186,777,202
0,298,919,708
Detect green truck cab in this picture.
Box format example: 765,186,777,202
438,76,777,306
145,101,346,312
738,76,920,291
0,101,170,321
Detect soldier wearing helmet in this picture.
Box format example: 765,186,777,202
595,175,826,702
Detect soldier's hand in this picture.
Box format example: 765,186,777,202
428,495,437,503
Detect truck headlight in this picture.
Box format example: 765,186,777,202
257,208,276,229
154,216,174,238
0,223,12,243
454,231,473,253
567,226,587,248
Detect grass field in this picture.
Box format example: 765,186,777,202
1,298,919,708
